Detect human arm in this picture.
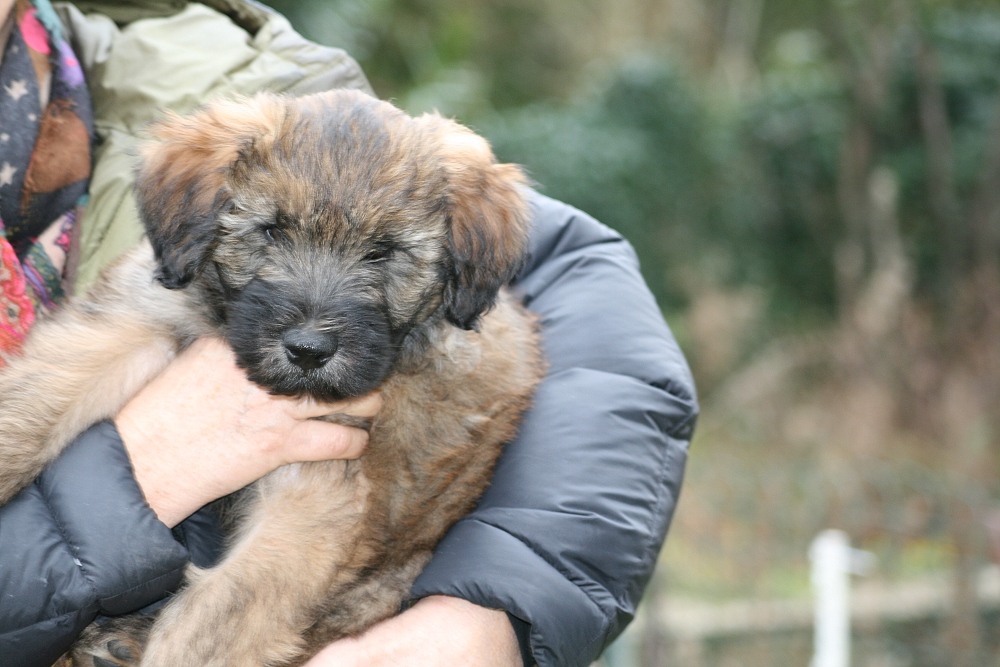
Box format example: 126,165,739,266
0,339,380,666
0,420,185,667
307,191,698,667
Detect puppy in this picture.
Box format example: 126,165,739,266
0,89,544,666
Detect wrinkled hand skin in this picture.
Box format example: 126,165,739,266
64,615,153,667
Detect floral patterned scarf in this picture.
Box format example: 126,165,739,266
0,0,92,363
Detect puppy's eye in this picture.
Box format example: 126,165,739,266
364,244,395,264
262,225,286,244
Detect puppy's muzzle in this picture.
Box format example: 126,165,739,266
283,328,338,371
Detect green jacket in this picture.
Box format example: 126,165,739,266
57,0,371,291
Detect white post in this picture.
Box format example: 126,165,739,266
810,530,852,667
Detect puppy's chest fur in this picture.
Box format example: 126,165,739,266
362,290,541,545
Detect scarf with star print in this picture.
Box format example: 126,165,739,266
0,0,92,363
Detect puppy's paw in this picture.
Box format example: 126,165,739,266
68,616,153,667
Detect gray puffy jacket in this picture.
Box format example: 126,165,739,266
0,191,697,667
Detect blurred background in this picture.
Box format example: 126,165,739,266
265,0,1000,664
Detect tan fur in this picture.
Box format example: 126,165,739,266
0,91,544,667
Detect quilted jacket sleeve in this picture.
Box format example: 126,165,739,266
409,191,698,667
0,422,197,667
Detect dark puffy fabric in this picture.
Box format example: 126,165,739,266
0,422,189,666
0,191,697,667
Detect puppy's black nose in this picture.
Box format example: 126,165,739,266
283,329,338,371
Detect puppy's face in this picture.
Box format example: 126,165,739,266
135,91,528,400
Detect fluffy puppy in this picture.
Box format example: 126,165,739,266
0,89,543,667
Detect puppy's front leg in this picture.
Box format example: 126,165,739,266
0,244,192,504
140,460,371,667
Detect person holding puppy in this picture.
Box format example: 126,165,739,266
0,1,697,666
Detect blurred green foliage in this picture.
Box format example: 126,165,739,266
265,0,577,110
480,59,714,311
267,0,1000,323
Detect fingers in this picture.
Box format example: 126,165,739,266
339,391,383,418
180,338,383,422
287,419,372,463
175,337,384,464
302,596,523,667
291,390,384,421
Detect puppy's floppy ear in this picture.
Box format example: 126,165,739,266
135,94,285,288
419,114,531,330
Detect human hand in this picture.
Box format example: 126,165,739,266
115,337,382,527
304,595,523,667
